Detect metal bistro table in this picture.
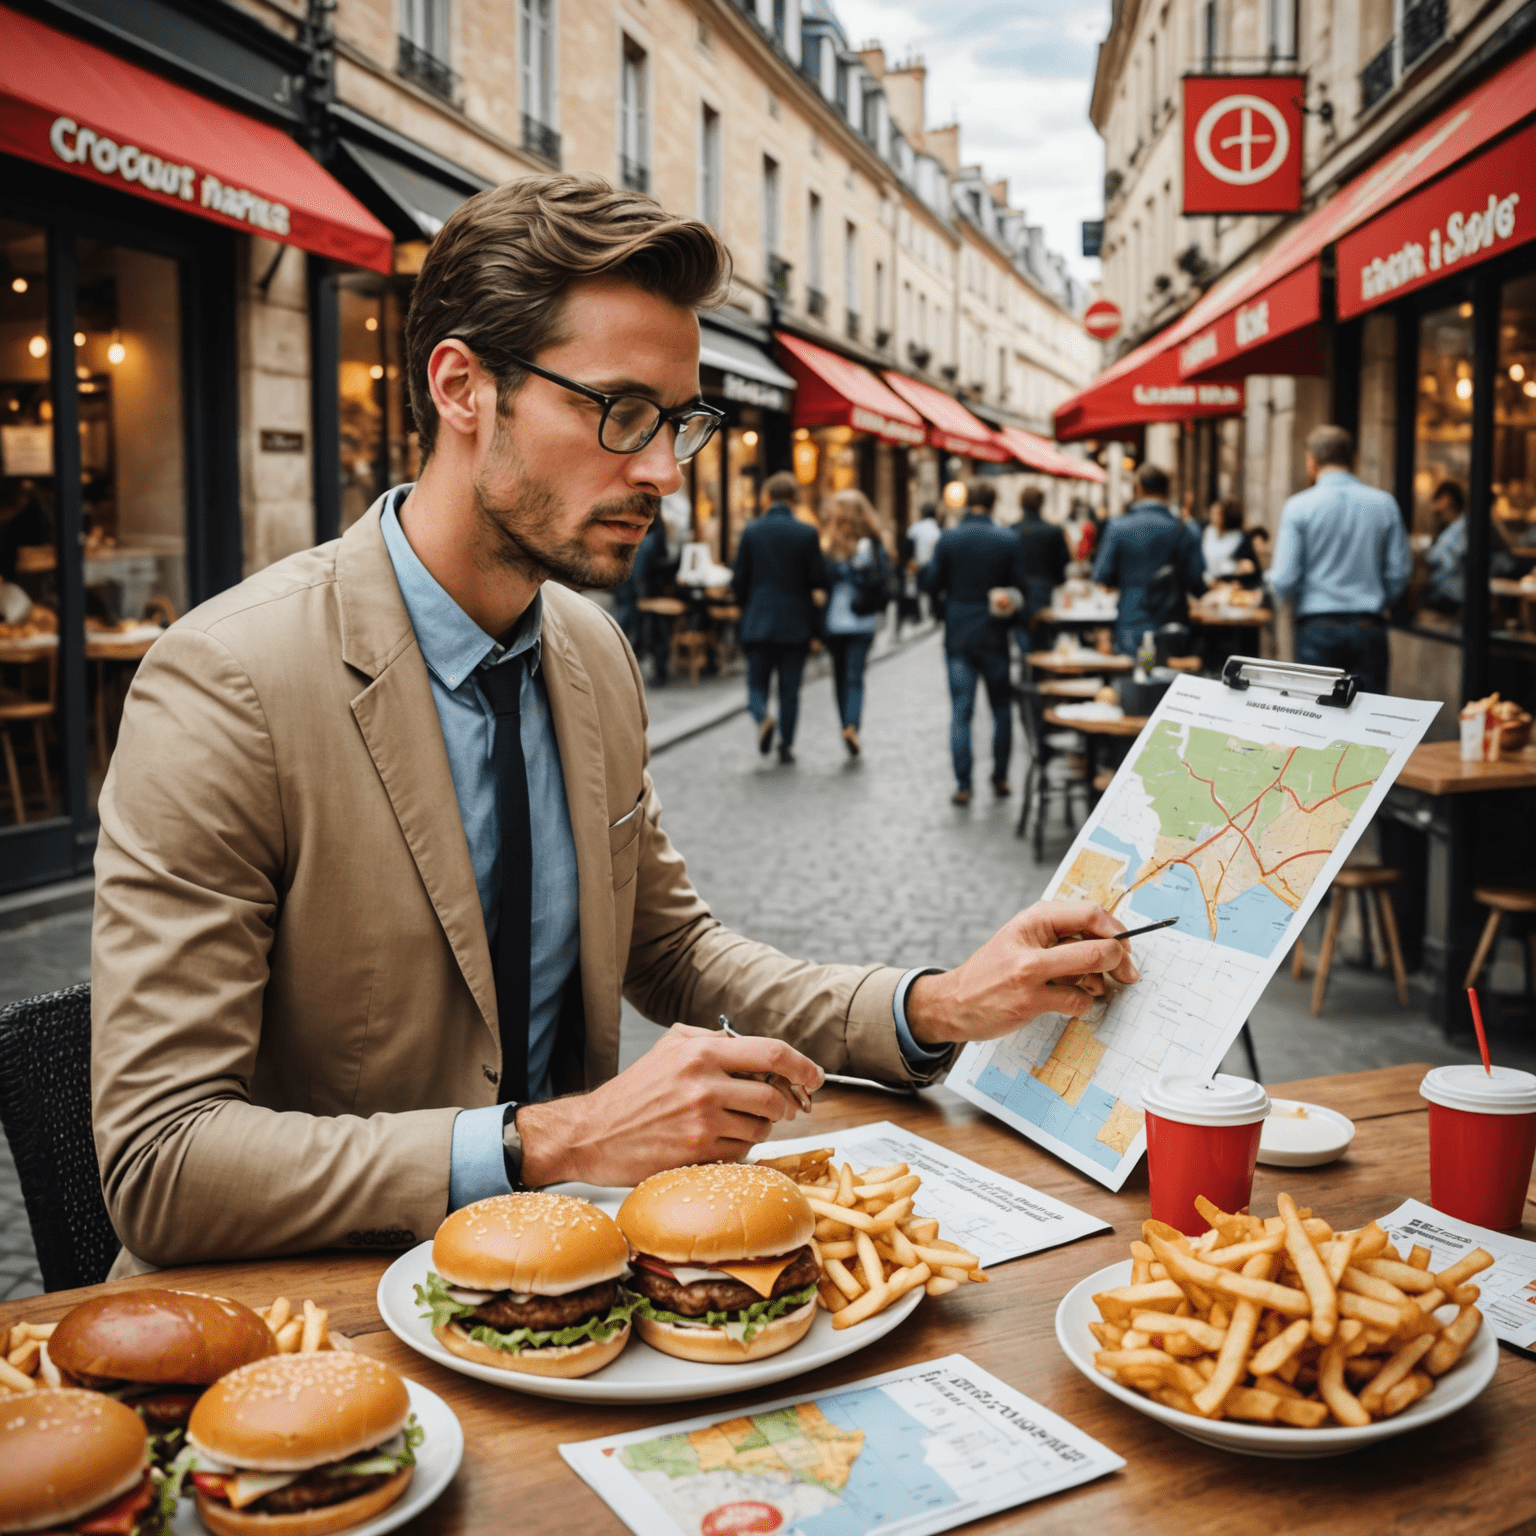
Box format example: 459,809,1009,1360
5,1067,1528,1534
1043,706,1150,804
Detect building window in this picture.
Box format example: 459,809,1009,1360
844,222,860,341
399,0,458,101
620,36,648,193
763,156,789,297
1267,0,1297,60
700,106,721,229
520,0,558,163
835,61,848,117
806,192,824,316
1201,0,1218,69
873,260,886,346
772,0,787,49
860,88,879,145
801,29,821,83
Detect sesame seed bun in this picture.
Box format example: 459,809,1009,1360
431,1193,629,1296
616,1163,815,1265
431,1319,632,1378
633,1299,817,1363
49,1289,275,1385
0,1389,148,1534
187,1353,410,1475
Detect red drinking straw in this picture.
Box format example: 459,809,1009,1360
1467,987,1493,1076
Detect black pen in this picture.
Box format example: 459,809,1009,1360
1111,917,1179,941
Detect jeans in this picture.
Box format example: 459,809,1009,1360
745,642,809,746
1295,616,1389,696
946,647,1012,790
826,633,874,730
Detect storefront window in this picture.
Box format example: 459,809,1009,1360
691,430,722,562
726,423,762,554
1491,272,1536,645
338,275,414,531
0,218,62,826
1409,301,1474,633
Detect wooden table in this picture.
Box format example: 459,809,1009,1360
1396,740,1536,795
13,1068,1517,1533
1042,707,1149,739
1027,651,1133,675
1188,607,1272,627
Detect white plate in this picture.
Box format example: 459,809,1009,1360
1258,1100,1356,1167
376,1181,923,1404
173,1378,462,1535
1055,1260,1498,1458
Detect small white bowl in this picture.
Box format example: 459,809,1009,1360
1257,1099,1356,1167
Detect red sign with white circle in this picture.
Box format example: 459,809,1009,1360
1083,299,1122,340
701,1503,783,1536
1182,76,1304,215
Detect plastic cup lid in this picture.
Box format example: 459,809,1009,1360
1420,1064,1536,1116
1139,1073,1270,1127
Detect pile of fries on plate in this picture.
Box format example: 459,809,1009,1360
0,1295,349,1393
1091,1194,1489,1427
756,1147,986,1330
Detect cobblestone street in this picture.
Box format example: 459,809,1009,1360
2,628,1518,1300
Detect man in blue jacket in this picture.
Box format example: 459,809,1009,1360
733,470,828,764
921,481,1021,805
1093,464,1205,658
1269,424,1412,695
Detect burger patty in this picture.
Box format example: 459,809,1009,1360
249,1471,388,1515
468,1277,618,1333
628,1246,817,1317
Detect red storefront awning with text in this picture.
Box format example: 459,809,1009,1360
0,6,393,272
993,425,1106,482
881,373,1009,461
1177,259,1325,380
775,333,926,445
1055,347,1244,442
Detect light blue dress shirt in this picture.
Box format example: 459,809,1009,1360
1269,471,1413,618
379,488,946,1211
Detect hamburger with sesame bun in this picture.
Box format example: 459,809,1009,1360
0,1389,161,1536
415,1193,637,1378
183,1352,418,1536
617,1163,818,1363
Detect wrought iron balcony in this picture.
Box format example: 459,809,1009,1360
767,255,792,301
620,156,649,194
907,342,931,370
1360,39,1395,114
845,309,860,342
806,287,826,319
397,36,459,105
874,327,891,351
1403,0,1446,69
521,115,561,165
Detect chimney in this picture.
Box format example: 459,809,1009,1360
858,44,886,79
925,122,960,175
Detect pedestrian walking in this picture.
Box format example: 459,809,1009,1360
921,481,1020,805
1011,485,1070,656
821,488,891,757
733,469,828,764
1201,498,1262,588
1092,463,1205,658
906,500,945,624
631,512,679,685
1269,425,1412,695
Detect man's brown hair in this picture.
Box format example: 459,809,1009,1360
762,471,800,505
1306,424,1354,468
968,481,997,512
405,173,733,458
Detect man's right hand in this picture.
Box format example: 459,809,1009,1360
517,1024,825,1189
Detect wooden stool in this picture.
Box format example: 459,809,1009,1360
1462,886,1536,991
1292,866,1409,1016
671,630,710,685
636,598,685,618
0,651,57,826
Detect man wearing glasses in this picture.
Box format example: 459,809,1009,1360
90,175,1136,1268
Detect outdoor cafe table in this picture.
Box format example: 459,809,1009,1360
5,1066,1532,1534
1027,650,1134,676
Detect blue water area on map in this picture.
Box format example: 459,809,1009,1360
1087,827,1145,868
1213,883,1294,957
795,1386,957,1536
973,1063,1123,1170
1126,862,1209,934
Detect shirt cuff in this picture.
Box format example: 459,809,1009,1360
448,1103,513,1211
893,967,951,1066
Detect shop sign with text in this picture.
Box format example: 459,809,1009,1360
1183,76,1304,214
1176,262,1321,378
1337,119,1536,319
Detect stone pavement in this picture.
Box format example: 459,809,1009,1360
4,628,1529,1301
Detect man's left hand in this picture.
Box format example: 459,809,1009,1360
903,900,1139,1048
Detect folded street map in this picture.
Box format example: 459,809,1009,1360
949,673,1438,1189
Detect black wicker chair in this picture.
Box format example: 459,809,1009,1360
0,982,120,1291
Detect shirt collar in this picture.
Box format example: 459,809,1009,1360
380,485,543,690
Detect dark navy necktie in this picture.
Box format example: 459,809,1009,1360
477,655,531,1104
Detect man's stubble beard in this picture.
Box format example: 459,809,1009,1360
472,414,659,591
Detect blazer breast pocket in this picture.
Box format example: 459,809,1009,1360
609,792,643,890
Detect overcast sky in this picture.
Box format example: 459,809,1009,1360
830,0,1110,284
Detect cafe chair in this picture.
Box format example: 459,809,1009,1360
1014,681,1089,864
0,648,57,825
1462,885,1536,993
0,982,121,1291
1291,866,1410,1017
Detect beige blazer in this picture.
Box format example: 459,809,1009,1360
92,503,936,1268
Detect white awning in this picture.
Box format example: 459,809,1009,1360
699,322,796,391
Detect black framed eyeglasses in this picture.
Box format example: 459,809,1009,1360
507,353,725,462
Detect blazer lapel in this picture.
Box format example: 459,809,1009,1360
538,595,621,1083
337,505,498,1041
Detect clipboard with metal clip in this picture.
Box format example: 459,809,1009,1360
1219,654,1357,709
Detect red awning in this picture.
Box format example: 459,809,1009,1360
775,333,926,445
1176,259,1326,380
1055,42,1536,437
994,425,1106,483
0,6,393,272
881,373,1010,461
1055,347,1244,442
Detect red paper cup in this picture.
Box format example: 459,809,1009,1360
1420,1064,1536,1229
1141,1074,1270,1236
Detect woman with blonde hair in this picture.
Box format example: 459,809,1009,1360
820,488,891,756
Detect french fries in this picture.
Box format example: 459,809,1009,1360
1090,1198,1489,1428
755,1146,986,1327
257,1296,351,1354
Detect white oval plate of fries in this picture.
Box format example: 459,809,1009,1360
377,1165,944,1404
1055,1200,1499,1458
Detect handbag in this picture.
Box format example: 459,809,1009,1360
849,543,892,617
